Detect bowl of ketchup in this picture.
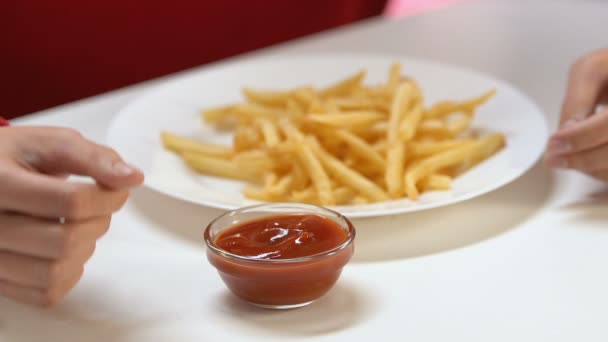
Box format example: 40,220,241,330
204,203,355,309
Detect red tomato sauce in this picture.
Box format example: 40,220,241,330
207,213,354,307
214,214,347,260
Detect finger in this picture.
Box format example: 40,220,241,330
590,170,608,182
546,143,608,172
559,49,608,126
15,127,144,190
0,266,84,307
0,241,95,289
547,109,608,155
0,213,110,259
0,167,129,219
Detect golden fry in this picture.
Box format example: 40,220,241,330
267,174,294,196
201,105,235,123
161,131,233,157
333,129,385,170
447,113,473,136
257,118,281,147
307,111,385,128
417,119,451,137
233,150,276,173
163,65,505,206
425,89,496,119
451,133,506,176
404,134,505,199
385,82,413,198
279,120,335,206
308,137,389,202
398,102,424,141
233,125,262,151
420,174,452,191
181,152,258,182
387,63,402,91
243,88,291,107
234,103,283,120
319,70,366,98
409,139,473,159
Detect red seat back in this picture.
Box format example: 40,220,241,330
1,0,386,118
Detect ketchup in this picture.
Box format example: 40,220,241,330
214,214,347,260
206,212,355,308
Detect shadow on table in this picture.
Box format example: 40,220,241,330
0,284,374,341
352,162,555,263
130,187,226,247
130,162,554,264
0,298,139,342
560,186,608,224
213,283,377,337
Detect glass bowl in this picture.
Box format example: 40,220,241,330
204,203,355,309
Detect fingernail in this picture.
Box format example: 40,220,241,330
561,118,580,128
112,161,135,176
547,140,573,154
545,156,568,168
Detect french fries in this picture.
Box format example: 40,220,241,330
161,131,233,157
161,65,506,206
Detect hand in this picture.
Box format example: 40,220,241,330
0,126,143,307
545,49,608,179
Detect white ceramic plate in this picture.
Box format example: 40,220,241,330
107,54,548,218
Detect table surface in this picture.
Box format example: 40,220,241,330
3,1,608,341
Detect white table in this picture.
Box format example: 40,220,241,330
3,1,608,341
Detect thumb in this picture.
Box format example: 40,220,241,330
22,127,144,190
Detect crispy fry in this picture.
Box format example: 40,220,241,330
233,125,262,151
326,97,390,112
385,82,413,198
164,64,505,206
307,111,385,128
409,139,473,158
351,196,370,205
334,187,358,205
244,186,287,202
257,118,281,147
201,105,235,123
398,102,424,141
447,112,474,136
420,174,452,191
319,70,366,98
451,133,506,176
267,174,294,196
181,152,258,182
279,120,335,205
234,103,284,121
290,186,317,203
161,131,233,157
290,158,310,191
243,88,291,107
417,119,451,137
233,150,276,174
308,137,389,202
404,134,504,199
387,63,402,91
333,129,385,170
425,89,496,119
289,186,356,205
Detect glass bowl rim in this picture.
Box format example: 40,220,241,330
204,202,356,264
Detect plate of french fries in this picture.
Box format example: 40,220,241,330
108,55,548,217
